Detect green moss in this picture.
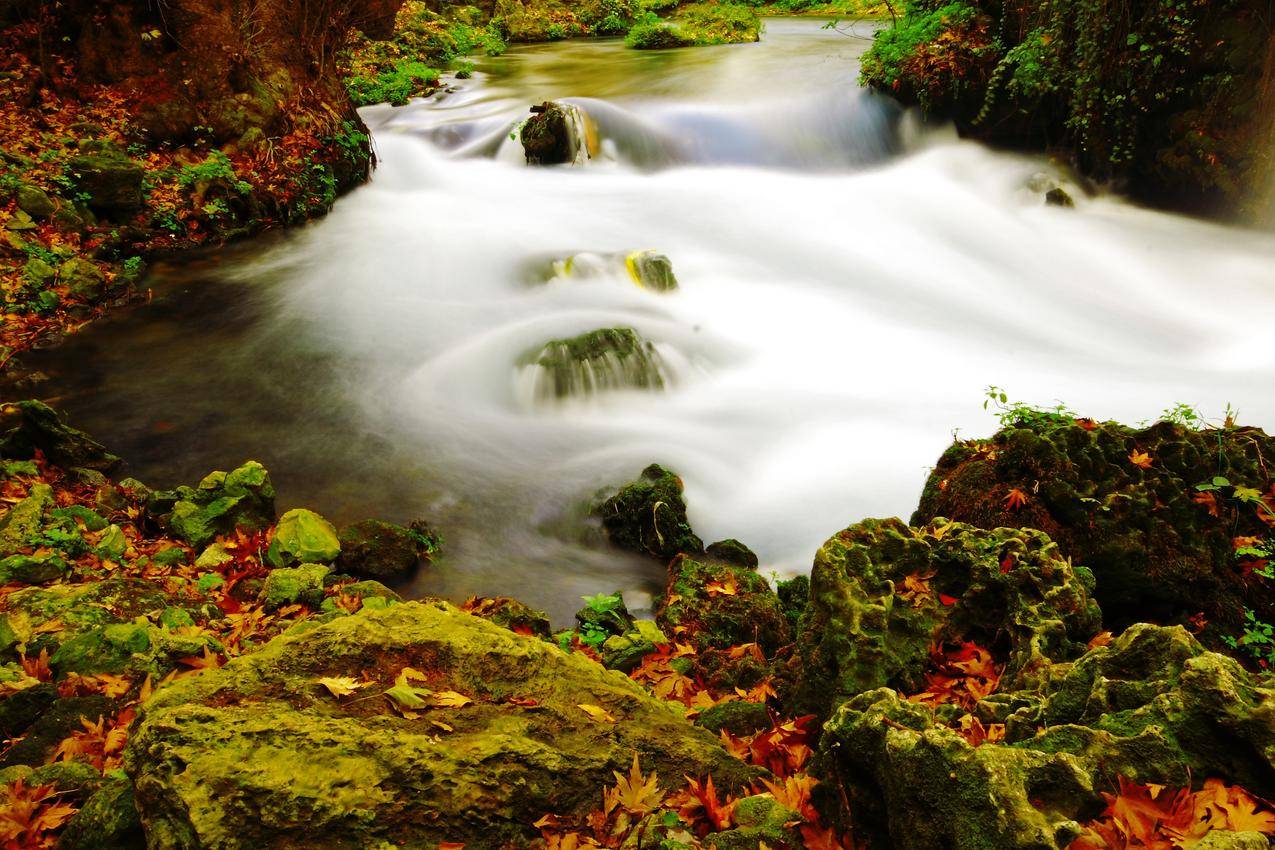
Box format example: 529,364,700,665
267,509,341,568
259,563,331,610
596,463,704,561
626,4,761,49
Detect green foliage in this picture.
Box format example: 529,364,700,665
582,592,624,615
329,121,370,166
626,3,761,48
859,2,978,93
982,386,1077,431
407,526,442,556
1223,609,1274,666
345,59,440,107
178,151,251,195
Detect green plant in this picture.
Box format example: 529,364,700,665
345,59,440,107
582,592,624,615
179,151,251,194
1159,402,1205,429
983,386,1077,431
1223,609,1274,667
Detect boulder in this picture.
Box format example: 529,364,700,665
57,774,146,850
819,624,1275,850
68,141,145,216
462,596,552,638
336,519,421,581
660,555,790,655
126,601,755,849
601,619,667,672
0,401,120,471
705,538,759,569
913,419,1275,653
267,508,341,567
793,518,1102,717
624,250,678,291
0,552,67,585
596,463,704,562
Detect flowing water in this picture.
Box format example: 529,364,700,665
15,19,1275,622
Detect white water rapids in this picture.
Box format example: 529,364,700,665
24,19,1275,620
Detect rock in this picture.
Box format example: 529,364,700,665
57,774,146,850
60,257,107,302
0,682,56,739
15,184,57,218
148,461,276,549
69,141,145,216
49,621,213,678
1045,187,1075,207
520,101,595,165
335,519,421,581
601,619,667,672
266,508,341,567
0,482,53,556
706,795,802,849
5,209,36,231
259,563,330,610
23,256,55,288
0,401,120,471
693,699,772,735
463,596,552,637
0,695,116,767
194,542,233,569
94,524,128,561
913,419,1275,653
793,518,1101,718
596,463,704,562
818,623,1275,850
575,590,635,638
705,538,759,569
775,574,809,631
0,552,67,585
126,601,756,848
1193,833,1271,850
522,327,669,401
660,555,790,656
624,250,678,291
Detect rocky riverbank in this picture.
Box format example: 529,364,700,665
1,397,1272,849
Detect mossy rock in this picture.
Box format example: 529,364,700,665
0,694,117,767
60,257,107,302
15,184,57,219
259,563,330,610
0,401,120,471
463,596,552,638
266,508,341,568
793,518,1101,718
68,141,145,216
0,482,54,557
125,601,756,849
148,461,276,549
50,621,214,678
596,463,704,562
335,519,421,581
601,619,667,672
523,327,668,400
0,552,67,585
819,623,1275,850
58,774,146,850
914,420,1275,653
521,101,577,165
660,554,790,655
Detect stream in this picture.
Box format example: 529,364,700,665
15,18,1275,623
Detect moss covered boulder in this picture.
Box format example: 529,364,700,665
147,462,277,549
914,420,1275,653
125,601,755,849
596,463,704,562
520,101,590,165
660,555,789,655
266,508,341,568
521,327,669,401
819,623,1275,850
0,482,54,557
259,563,331,610
794,518,1102,717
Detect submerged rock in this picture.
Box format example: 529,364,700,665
596,463,704,562
536,249,680,292
820,624,1275,850
793,518,1101,717
914,419,1275,654
126,601,755,848
520,327,670,402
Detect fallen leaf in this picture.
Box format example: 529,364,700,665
578,703,617,724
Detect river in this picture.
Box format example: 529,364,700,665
16,18,1275,622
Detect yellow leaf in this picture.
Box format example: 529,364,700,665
577,703,617,723
317,676,367,698
428,690,473,708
